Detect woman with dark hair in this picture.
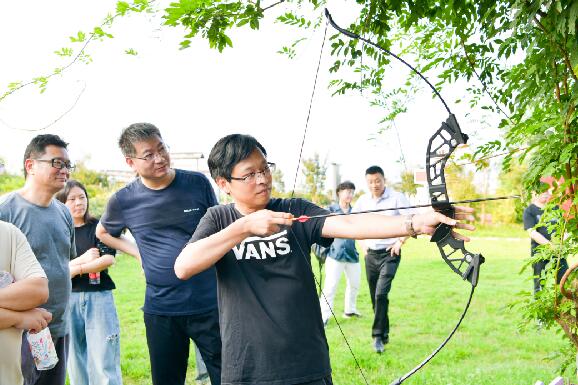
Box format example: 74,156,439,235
55,180,122,385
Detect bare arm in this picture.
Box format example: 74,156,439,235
0,307,52,332
529,229,550,245
175,210,294,280
176,207,474,280
322,207,475,240
0,277,48,311
0,307,23,329
96,223,141,263
70,248,99,266
323,213,408,239
70,254,116,278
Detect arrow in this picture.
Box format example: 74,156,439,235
293,195,520,222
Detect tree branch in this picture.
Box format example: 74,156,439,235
0,36,93,103
262,0,285,12
533,15,578,83
0,82,86,132
553,60,561,103
0,1,155,103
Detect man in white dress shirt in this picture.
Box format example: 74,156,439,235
353,166,414,353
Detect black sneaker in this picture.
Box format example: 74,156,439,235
343,312,362,318
373,337,385,353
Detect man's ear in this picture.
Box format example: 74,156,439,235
215,177,231,195
125,157,137,172
24,159,35,176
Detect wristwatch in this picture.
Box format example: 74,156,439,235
404,214,418,238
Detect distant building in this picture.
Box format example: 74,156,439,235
413,168,429,205
101,169,136,184
326,163,341,198
171,152,206,173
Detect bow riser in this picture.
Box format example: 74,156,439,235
426,113,485,287
426,114,469,205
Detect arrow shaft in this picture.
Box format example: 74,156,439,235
293,195,519,221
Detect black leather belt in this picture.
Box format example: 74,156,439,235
366,247,391,254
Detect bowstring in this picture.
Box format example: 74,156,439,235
288,21,327,211
286,18,371,385
389,286,475,385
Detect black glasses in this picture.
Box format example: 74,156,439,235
130,145,170,162
34,158,76,171
230,163,276,184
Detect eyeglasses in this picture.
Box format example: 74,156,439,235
230,162,276,184
34,158,76,171
130,145,170,162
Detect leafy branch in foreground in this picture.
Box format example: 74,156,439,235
0,0,153,103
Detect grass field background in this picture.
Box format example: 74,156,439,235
110,227,570,385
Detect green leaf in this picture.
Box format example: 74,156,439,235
54,47,74,57
568,1,578,35
70,31,86,43
7,82,22,90
116,1,130,15
179,39,191,50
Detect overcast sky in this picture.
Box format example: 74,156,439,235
0,0,501,193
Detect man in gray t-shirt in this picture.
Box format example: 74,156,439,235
0,134,76,385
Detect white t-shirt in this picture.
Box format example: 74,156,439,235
0,220,46,385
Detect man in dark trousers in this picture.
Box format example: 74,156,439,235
96,123,221,385
353,166,414,353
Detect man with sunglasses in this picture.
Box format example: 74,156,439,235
175,134,476,385
0,134,76,385
96,123,221,385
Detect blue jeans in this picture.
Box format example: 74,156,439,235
67,291,122,385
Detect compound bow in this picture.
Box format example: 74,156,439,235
323,9,485,384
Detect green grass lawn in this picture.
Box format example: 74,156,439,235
110,235,568,385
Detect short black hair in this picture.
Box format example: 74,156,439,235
336,180,355,194
23,134,68,178
118,123,162,157
365,165,384,177
208,134,267,181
